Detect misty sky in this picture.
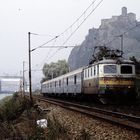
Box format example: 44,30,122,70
0,0,140,81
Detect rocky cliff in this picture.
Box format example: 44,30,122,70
68,7,140,71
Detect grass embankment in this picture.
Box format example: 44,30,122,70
0,94,73,140
0,94,91,139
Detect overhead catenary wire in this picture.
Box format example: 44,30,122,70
62,0,104,46
31,0,101,51
55,18,140,64
37,0,104,64
105,22,140,47
58,0,97,37
31,21,140,74
28,12,140,79
31,19,140,75
31,35,59,52
31,1,140,72
31,0,104,71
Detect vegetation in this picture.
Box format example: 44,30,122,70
0,93,49,139
0,93,39,139
0,93,71,139
42,59,69,82
0,93,32,121
46,115,70,140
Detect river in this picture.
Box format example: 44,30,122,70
0,93,13,100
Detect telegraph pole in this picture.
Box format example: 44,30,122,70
116,34,123,57
22,61,25,96
27,32,77,102
120,34,123,57
28,32,33,102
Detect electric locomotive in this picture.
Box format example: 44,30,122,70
83,59,136,100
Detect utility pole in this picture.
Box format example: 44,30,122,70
23,61,25,96
116,34,123,57
120,34,123,57
27,32,77,102
28,32,33,102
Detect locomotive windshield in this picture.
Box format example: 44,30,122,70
104,65,117,74
121,65,132,74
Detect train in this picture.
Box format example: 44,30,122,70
41,58,136,102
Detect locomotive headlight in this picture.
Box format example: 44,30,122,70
128,86,131,88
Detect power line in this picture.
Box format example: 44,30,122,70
31,0,102,51
37,37,58,69
38,0,104,63
37,45,76,48
59,0,97,37
62,0,104,46
32,18,140,72
105,22,140,47
31,36,59,52
29,0,103,70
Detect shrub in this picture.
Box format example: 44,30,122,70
28,126,45,140
46,115,70,140
0,94,32,121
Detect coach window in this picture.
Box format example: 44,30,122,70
91,67,92,76
84,70,85,78
84,70,87,78
97,65,99,75
74,75,77,84
94,66,96,75
66,77,68,85
59,80,61,87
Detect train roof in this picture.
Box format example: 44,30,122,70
42,67,83,84
97,59,134,64
83,59,134,69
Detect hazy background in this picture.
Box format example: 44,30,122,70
0,0,140,88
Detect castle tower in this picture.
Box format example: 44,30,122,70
122,7,127,16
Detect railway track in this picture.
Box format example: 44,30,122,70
34,96,140,131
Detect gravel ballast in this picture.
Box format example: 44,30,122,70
37,101,140,140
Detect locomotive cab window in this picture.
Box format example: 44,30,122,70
104,65,117,74
121,65,132,74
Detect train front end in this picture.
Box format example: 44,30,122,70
98,59,136,99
